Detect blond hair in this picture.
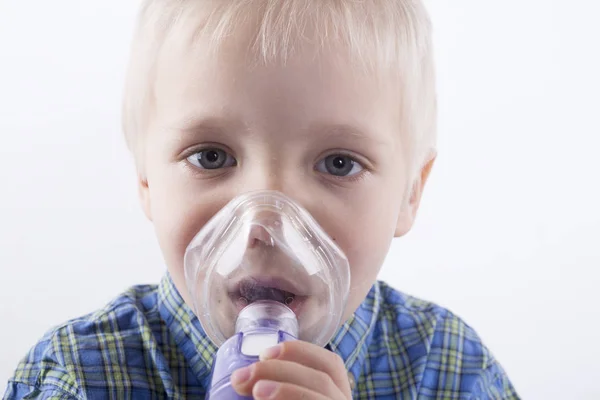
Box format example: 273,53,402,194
122,0,437,188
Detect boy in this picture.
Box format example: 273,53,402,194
4,1,519,399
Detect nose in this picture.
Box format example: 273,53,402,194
248,225,275,248
247,210,283,248
233,164,318,230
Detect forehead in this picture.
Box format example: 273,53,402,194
151,25,403,146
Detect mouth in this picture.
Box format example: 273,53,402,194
228,277,308,314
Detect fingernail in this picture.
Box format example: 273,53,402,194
260,345,281,360
254,380,279,399
231,366,252,385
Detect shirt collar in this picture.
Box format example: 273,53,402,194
157,272,379,386
329,282,381,384
157,272,217,388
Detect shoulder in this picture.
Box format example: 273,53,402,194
374,280,494,364
4,284,159,399
371,281,519,399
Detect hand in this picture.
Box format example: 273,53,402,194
231,340,352,400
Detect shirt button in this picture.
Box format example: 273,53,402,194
347,372,356,390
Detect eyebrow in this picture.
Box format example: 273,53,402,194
167,115,243,136
304,123,391,147
168,116,391,147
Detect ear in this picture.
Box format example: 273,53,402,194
138,173,153,222
394,154,436,237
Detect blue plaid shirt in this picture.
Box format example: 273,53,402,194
4,274,519,399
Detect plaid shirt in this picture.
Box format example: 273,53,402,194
4,274,519,399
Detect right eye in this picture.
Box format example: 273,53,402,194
186,148,237,170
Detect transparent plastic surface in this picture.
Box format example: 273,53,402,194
235,300,299,337
184,190,350,347
206,301,298,400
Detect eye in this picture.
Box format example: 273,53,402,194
186,148,237,170
316,154,364,177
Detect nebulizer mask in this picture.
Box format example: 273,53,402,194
184,191,350,399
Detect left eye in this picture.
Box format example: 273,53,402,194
315,154,364,177
186,148,237,170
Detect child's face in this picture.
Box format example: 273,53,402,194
139,36,429,323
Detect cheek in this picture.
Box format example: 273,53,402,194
326,207,396,319
312,193,398,295
147,168,225,275
343,214,395,286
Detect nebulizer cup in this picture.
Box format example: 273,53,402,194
184,191,350,399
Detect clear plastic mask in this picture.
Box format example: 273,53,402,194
184,190,351,347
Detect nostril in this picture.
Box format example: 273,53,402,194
248,225,275,248
249,238,274,248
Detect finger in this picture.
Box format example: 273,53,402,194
252,380,334,400
231,360,345,399
260,341,351,398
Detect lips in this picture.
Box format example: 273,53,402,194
228,276,309,314
239,281,295,304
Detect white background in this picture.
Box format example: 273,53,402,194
1,1,599,399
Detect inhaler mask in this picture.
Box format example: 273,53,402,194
184,191,350,399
